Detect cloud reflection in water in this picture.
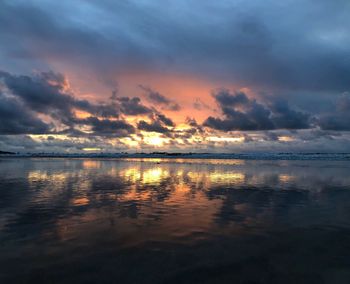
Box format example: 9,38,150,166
1,158,350,283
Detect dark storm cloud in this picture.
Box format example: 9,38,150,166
1,0,349,91
0,70,143,137
116,97,152,116
156,113,175,127
318,93,350,130
0,70,120,126
0,92,50,134
204,89,311,131
1,70,183,139
185,117,204,133
139,85,181,111
78,117,135,137
186,117,199,128
1,70,74,122
137,120,170,134
270,100,311,129
214,91,250,107
0,71,142,120
204,89,274,131
139,85,171,104
137,113,175,135
73,100,120,119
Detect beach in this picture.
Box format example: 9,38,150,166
0,158,349,283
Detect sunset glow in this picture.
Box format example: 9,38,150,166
1,2,350,282
0,0,349,153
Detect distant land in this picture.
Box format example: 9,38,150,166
0,150,15,155
1,151,350,161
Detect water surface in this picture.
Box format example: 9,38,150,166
0,158,350,283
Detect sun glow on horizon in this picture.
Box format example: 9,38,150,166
143,135,165,147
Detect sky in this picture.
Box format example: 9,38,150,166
0,0,350,153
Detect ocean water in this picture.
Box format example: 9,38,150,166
0,158,350,283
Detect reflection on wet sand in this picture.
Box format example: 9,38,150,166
82,160,102,169
1,158,350,283
0,158,348,242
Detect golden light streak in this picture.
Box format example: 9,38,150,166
82,160,101,168
278,136,295,142
72,197,89,206
82,147,101,151
74,110,91,119
28,171,63,182
122,168,142,182
279,174,295,183
142,167,169,184
209,172,245,184
207,136,244,143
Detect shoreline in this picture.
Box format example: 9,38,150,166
1,152,350,161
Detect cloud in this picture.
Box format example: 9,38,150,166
0,92,50,134
78,117,135,137
116,96,152,116
193,98,211,111
1,0,349,92
139,85,181,111
187,117,205,133
1,70,75,124
137,113,175,135
269,99,311,129
0,70,120,127
318,93,350,130
0,70,143,137
156,113,175,127
137,120,170,134
204,89,311,131
1,70,182,141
